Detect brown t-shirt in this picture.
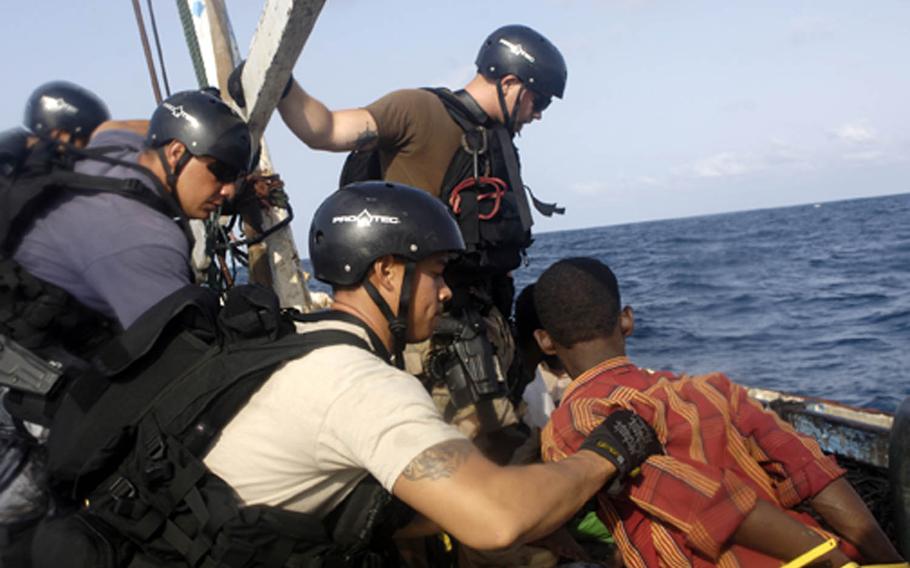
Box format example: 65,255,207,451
365,89,463,198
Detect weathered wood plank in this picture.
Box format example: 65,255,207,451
178,0,324,311
243,0,326,142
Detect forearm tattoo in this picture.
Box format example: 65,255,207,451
354,124,378,150
402,440,473,481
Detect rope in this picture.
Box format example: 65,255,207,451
176,0,211,88
130,0,163,104
146,0,172,97
449,176,508,220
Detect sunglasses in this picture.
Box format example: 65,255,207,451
530,90,552,114
206,159,244,184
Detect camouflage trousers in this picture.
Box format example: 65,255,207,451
403,304,519,439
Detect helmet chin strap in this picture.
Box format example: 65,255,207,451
495,81,524,136
156,146,192,212
362,260,415,369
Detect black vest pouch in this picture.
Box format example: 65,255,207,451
215,506,336,567
37,282,403,567
324,476,413,565
217,284,290,343
31,512,135,568
1,257,119,426
339,149,382,188
47,328,215,497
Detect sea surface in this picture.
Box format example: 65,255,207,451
299,192,909,412
513,192,910,413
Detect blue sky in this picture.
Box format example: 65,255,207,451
3,1,908,242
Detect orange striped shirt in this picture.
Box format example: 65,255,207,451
541,356,846,566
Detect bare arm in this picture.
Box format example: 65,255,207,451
277,81,377,152
732,500,852,564
392,439,613,551
810,477,904,563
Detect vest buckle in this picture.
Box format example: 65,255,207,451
109,476,137,500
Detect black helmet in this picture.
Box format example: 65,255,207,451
146,90,252,175
475,25,567,99
310,181,465,287
310,181,465,367
24,81,110,140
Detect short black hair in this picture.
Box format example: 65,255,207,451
513,284,540,349
534,257,622,347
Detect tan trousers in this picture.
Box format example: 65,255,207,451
401,306,559,567
404,305,519,438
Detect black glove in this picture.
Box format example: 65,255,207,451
580,409,662,496
227,59,294,108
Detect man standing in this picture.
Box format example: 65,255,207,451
232,24,567,447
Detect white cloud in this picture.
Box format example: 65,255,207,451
832,123,876,144
843,150,883,162
569,181,610,196
678,140,815,182
690,152,757,178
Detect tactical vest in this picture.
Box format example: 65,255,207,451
33,284,411,568
0,140,185,425
0,127,30,178
339,88,563,285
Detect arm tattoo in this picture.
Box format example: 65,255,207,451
353,123,378,150
402,439,473,481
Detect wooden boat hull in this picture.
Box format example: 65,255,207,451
749,388,908,555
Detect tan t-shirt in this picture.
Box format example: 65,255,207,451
204,318,465,517
365,89,464,197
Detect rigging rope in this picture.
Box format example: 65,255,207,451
146,0,172,97
130,0,163,104
176,0,209,88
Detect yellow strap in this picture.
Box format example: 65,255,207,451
440,532,453,553
780,538,838,568
831,560,910,567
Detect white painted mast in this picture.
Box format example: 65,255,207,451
177,0,327,311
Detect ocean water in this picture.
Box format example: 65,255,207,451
514,193,910,413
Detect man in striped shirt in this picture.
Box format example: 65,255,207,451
531,257,902,567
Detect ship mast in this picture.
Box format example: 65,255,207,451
176,0,325,312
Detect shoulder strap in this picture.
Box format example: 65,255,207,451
4,142,192,251
491,126,533,232
423,87,489,131
430,88,564,229
425,87,534,233
161,327,372,457
289,309,391,364
67,144,193,245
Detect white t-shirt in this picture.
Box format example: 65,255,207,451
204,318,465,517
521,363,573,429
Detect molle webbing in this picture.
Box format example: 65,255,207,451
44,285,408,567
